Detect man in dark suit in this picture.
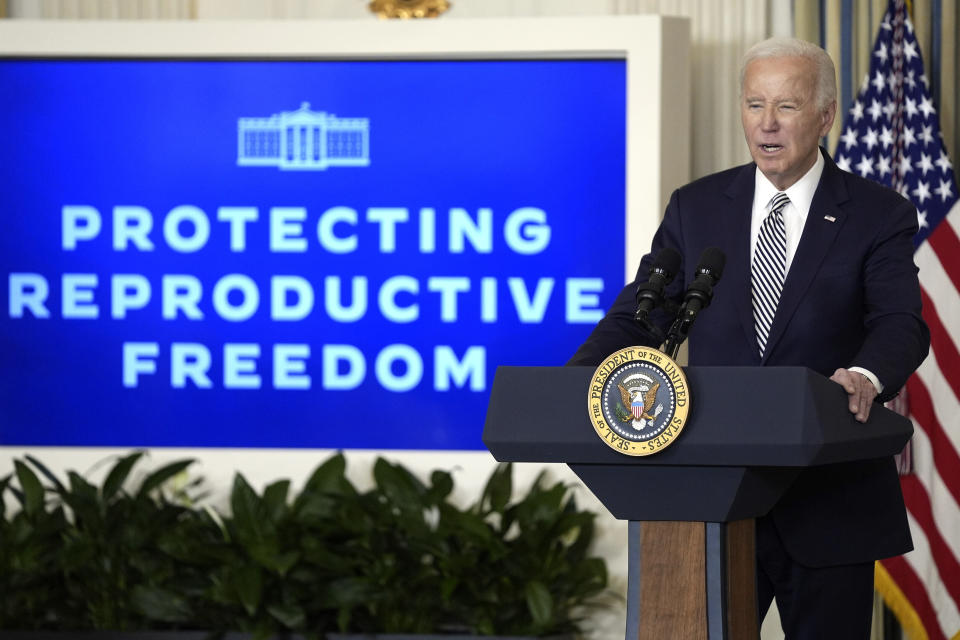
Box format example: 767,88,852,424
569,37,929,638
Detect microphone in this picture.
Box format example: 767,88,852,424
634,247,682,323
679,247,726,319
662,247,726,358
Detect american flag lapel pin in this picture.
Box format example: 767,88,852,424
824,215,836,223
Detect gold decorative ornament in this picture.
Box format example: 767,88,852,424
587,346,691,456
368,0,451,19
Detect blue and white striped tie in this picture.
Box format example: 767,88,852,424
752,192,790,356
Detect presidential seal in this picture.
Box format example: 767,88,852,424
587,346,690,456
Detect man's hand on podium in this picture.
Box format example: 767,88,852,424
830,368,879,423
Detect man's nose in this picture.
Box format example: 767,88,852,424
761,108,779,130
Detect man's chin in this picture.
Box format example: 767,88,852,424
754,158,787,178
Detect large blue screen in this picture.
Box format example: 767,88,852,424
0,58,625,449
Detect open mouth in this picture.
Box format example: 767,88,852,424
760,144,783,153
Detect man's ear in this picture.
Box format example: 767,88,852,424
820,100,837,137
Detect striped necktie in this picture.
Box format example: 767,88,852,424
752,192,790,356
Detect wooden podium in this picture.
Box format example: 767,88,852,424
482,365,913,640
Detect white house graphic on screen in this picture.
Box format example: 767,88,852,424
237,102,369,170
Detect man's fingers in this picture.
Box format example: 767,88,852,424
854,375,876,422
849,391,861,417
854,384,870,422
831,367,877,422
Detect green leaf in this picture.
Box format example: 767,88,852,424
515,480,567,528
323,577,373,608
235,564,263,616
267,602,306,629
0,473,12,519
573,557,608,595
231,473,268,542
63,471,100,524
67,470,97,499
24,455,66,494
248,542,299,576
131,585,192,622
476,617,495,635
566,514,596,561
429,469,454,502
441,506,493,543
301,452,351,496
525,580,553,627
14,460,44,516
479,462,512,514
262,479,290,524
440,575,459,602
101,451,145,501
373,458,426,513
293,492,337,521
336,607,352,633
136,458,195,498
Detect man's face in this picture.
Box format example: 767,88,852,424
740,55,836,190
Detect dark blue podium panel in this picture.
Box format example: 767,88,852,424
483,365,912,521
483,365,912,467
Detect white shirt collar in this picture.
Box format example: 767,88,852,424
750,149,825,273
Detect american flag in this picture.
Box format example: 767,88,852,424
832,1,960,638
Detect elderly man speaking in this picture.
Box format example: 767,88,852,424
569,37,929,638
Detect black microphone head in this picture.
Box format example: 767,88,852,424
652,247,682,281
636,247,682,316
696,247,726,280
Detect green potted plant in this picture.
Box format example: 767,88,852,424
0,452,610,639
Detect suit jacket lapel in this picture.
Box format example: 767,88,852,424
722,163,762,362
760,153,850,362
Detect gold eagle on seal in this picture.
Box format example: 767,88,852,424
617,381,661,430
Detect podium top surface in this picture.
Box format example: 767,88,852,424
482,366,912,468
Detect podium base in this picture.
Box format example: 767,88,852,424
625,520,758,640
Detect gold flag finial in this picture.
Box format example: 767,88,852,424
368,0,451,19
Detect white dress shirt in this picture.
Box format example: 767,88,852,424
749,150,823,274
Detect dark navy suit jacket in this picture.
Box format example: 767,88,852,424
569,150,930,567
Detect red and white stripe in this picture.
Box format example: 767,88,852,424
881,200,960,640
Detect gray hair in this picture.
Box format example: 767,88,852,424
740,37,837,111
